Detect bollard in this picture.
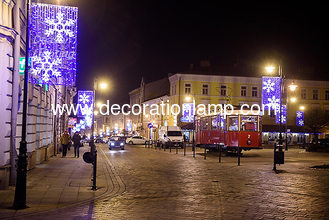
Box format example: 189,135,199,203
193,144,195,158
184,142,186,156
204,147,206,160
170,142,172,153
176,144,178,154
218,145,221,163
273,143,276,171
237,146,240,166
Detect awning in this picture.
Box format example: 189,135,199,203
181,123,194,130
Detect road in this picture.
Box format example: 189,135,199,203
12,144,329,220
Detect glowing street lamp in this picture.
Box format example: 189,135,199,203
288,81,298,91
265,66,275,73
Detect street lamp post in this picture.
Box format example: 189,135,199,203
266,61,283,171
13,0,30,210
286,82,298,151
90,78,107,190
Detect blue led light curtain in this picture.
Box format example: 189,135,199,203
30,3,78,85
262,77,282,110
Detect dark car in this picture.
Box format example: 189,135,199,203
95,138,105,143
109,136,125,150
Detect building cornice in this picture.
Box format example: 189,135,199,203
169,73,262,84
0,25,18,43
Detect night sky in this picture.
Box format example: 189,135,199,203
43,1,329,104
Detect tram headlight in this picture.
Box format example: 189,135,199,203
247,139,252,145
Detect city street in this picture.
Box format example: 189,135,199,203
1,144,328,219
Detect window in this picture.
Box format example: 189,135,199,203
252,87,258,97
228,116,239,131
202,84,209,95
325,90,329,100
171,83,177,95
220,85,227,96
240,116,258,132
185,83,191,94
301,89,307,100
313,90,319,100
241,86,247,97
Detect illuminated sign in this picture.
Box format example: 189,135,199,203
30,3,78,85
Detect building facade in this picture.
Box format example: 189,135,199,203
0,0,76,189
129,64,329,144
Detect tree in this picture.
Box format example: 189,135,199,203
304,109,329,143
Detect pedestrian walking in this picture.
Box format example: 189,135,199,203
60,130,70,157
72,132,81,158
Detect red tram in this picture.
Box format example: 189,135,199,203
195,110,262,152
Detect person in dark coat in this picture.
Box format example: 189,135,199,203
72,132,81,158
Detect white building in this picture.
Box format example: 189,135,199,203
0,0,76,189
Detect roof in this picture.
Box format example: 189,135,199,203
262,125,312,133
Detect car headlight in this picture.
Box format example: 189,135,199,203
120,142,124,146
111,143,114,146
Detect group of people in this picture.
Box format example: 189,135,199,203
60,131,82,158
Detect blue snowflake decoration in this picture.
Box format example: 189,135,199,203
30,3,78,85
262,77,281,110
127,122,132,131
181,103,194,122
275,105,286,124
78,91,94,120
296,111,304,126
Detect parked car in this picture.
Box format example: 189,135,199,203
109,136,125,150
126,136,149,145
95,138,105,143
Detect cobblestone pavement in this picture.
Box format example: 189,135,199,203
7,144,329,220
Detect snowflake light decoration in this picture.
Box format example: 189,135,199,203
45,12,75,43
79,92,90,105
263,79,275,93
181,103,194,122
296,111,304,126
78,91,94,118
262,77,281,110
31,51,61,82
276,105,286,124
30,3,78,86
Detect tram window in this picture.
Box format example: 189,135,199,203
228,116,239,131
220,116,226,131
211,116,219,130
201,117,210,131
240,116,258,131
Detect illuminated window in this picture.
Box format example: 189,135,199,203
313,90,319,100
241,86,247,97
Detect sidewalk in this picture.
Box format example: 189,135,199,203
0,146,111,219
